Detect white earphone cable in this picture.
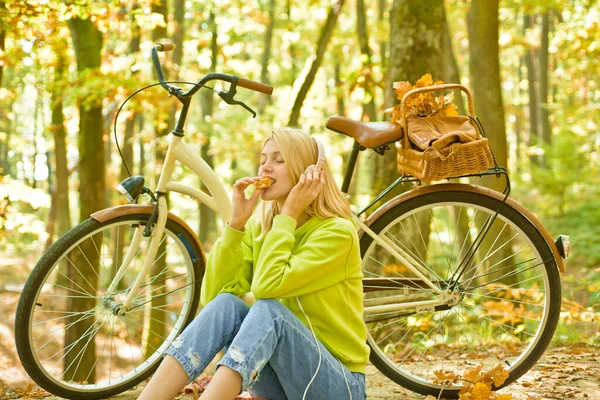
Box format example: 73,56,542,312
296,296,352,400
338,357,353,399
296,296,322,400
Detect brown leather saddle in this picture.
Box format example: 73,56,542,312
326,116,402,149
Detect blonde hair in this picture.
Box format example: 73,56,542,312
257,127,353,237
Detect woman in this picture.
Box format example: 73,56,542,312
139,128,369,400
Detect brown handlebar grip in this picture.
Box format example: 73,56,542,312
157,42,174,52
238,78,274,95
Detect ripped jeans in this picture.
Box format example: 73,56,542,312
164,293,367,400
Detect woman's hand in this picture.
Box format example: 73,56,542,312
281,166,325,220
229,176,264,231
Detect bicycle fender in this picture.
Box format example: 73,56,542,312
361,183,565,273
91,204,206,265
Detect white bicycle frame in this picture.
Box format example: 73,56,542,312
112,133,444,315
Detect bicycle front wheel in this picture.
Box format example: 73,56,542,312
15,212,205,400
361,189,561,398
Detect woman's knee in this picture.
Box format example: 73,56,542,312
207,293,251,316
250,298,286,316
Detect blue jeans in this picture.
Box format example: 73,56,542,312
164,293,367,400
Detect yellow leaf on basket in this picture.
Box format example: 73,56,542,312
394,81,413,100
416,73,434,87
493,394,513,400
443,104,459,116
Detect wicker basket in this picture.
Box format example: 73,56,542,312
395,84,494,182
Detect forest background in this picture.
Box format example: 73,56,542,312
0,0,598,396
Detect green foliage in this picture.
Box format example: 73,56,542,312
547,198,600,269
529,129,595,213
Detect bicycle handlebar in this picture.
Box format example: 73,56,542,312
151,42,273,97
238,77,274,95
157,42,174,52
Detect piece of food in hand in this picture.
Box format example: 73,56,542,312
256,176,277,189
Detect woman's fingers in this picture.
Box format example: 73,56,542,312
234,176,261,191
312,166,320,182
298,167,324,187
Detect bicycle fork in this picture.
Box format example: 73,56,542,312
104,196,169,316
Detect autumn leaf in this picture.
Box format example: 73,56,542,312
415,73,434,87
459,392,473,400
442,104,459,116
394,81,413,100
482,364,510,387
434,369,459,382
464,365,483,383
494,394,513,400
471,382,493,400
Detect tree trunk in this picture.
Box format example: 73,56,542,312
258,0,275,113
0,99,14,176
138,131,145,176
198,10,217,244
468,0,512,281
441,5,466,116
468,0,507,185
515,55,524,173
45,148,56,251
32,87,40,188
539,12,551,149
172,0,184,70
523,14,539,165
288,0,344,126
104,105,114,207
65,16,104,384
0,7,11,176
334,51,345,117
0,1,5,89
286,0,297,85
378,0,387,72
50,47,71,244
356,0,377,122
375,0,444,201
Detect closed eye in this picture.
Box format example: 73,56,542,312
260,158,285,164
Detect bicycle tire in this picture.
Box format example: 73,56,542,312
360,189,561,398
15,213,205,400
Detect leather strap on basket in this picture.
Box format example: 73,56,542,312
399,84,475,150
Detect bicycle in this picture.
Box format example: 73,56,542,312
14,43,569,400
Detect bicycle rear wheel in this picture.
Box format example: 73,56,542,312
15,213,204,400
361,189,561,398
